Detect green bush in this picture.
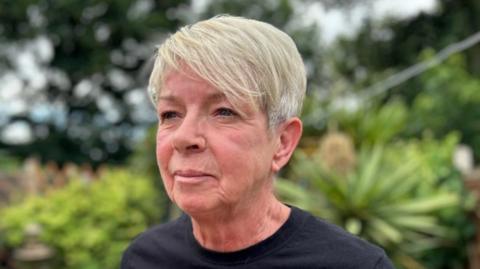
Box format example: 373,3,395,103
408,52,480,161
335,99,409,147
0,169,162,269
276,133,472,269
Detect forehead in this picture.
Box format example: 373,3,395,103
159,70,268,125
163,69,215,92
160,69,259,111
158,69,272,131
160,70,226,101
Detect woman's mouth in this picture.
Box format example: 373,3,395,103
173,170,215,184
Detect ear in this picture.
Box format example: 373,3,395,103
272,117,303,173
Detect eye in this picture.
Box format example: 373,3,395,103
214,107,237,117
159,111,179,123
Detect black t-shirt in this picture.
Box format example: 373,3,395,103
121,206,395,268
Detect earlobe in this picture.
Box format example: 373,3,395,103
271,117,303,173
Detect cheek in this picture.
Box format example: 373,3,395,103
215,132,273,182
155,132,168,168
156,132,174,190
228,132,274,164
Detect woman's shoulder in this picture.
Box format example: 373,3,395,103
287,206,393,268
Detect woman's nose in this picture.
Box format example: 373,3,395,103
171,115,206,153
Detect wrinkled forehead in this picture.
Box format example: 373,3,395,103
161,71,227,103
159,67,261,113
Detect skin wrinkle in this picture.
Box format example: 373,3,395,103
192,195,286,252
155,69,300,252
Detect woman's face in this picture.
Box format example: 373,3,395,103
156,70,279,215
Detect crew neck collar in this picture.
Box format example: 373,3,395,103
183,205,308,265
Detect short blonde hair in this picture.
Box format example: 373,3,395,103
148,15,306,127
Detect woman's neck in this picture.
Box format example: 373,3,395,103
190,196,290,252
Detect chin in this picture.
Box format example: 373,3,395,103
175,195,218,216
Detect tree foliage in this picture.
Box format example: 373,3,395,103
0,0,189,165
332,0,480,101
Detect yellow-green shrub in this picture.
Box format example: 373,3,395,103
0,169,162,269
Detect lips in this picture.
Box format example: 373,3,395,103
173,170,214,183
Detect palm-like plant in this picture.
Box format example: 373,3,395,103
276,144,459,269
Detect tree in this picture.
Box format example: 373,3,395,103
332,0,480,102
407,52,480,160
0,0,189,165
327,0,480,160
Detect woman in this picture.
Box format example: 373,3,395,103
121,15,394,268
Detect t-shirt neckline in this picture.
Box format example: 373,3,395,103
183,205,308,265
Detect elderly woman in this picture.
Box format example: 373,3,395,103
121,15,394,268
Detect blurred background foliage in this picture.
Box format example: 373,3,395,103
1,0,480,268
0,169,161,269
0,0,189,165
